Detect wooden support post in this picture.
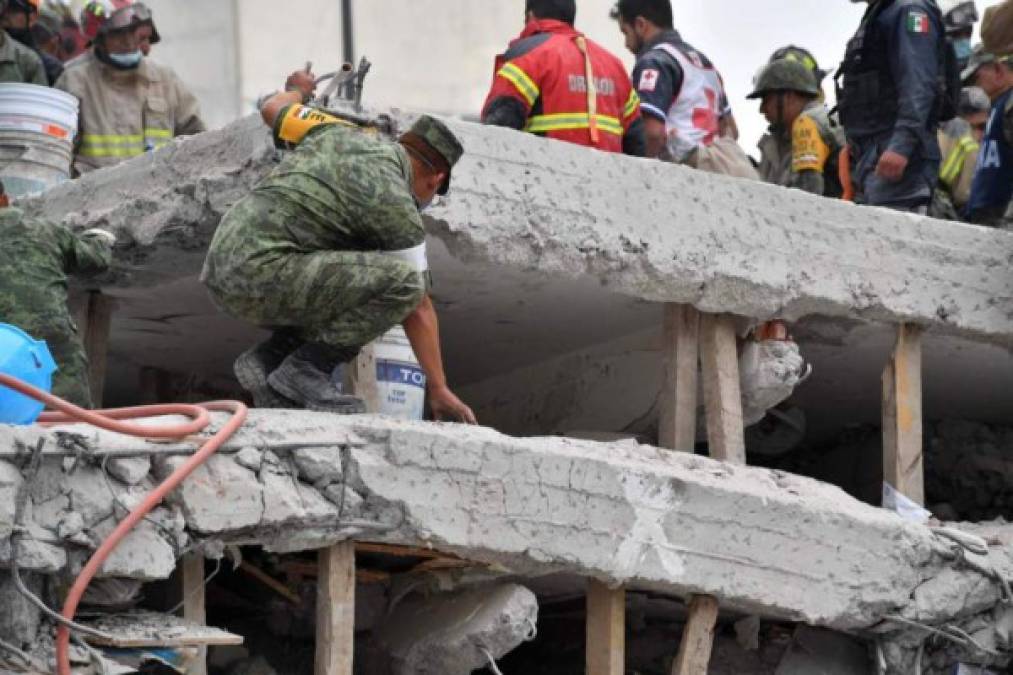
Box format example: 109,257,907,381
79,291,113,407
659,304,700,453
883,323,924,505
586,579,624,675
699,313,746,464
181,553,208,675
315,541,355,675
672,595,720,675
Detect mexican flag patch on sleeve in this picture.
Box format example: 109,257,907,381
906,10,930,34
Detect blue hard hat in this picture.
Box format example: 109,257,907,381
0,323,56,425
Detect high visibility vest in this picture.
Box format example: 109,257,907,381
482,19,640,153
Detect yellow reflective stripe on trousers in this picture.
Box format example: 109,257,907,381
525,112,624,136
623,89,640,119
498,63,540,107
939,137,979,187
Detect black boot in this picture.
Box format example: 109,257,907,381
267,343,365,414
233,331,301,409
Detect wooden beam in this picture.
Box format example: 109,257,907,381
181,553,208,675
672,595,720,675
315,541,355,675
699,313,746,464
80,291,113,408
883,323,924,505
659,304,700,453
586,579,624,675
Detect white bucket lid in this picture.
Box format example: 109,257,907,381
0,84,79,140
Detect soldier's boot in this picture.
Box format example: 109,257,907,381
267,343,366,414
234,331,301,409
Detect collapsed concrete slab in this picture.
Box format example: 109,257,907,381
16,106,1013,433
1,411,1009,639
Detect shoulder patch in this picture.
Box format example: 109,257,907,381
639,69,660,92
905,9,931,34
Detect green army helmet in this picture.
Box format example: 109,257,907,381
769,44,829,84
400,115,464,196
747,58,821,100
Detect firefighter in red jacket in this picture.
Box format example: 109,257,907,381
482,0,646,156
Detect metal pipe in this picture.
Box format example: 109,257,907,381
342,0,355,91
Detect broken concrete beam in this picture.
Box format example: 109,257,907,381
2,412,1001,635
22,106,1013,345
367,583,538,675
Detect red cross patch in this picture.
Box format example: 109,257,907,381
639,69,660,93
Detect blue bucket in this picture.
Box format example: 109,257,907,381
0,323,56,425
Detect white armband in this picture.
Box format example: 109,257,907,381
382,243,428,273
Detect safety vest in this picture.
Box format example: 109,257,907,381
968,89,1013,219
938,133,978,192
651,41,726,158
483,19,639,153
55,50,205,175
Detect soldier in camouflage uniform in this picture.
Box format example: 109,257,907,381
201,69,476,423
750,58,846,198
0,190,114,407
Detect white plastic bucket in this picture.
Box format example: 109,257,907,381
0,83,77,196
374,326,426,420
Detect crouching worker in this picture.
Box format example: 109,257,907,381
0,181,114,407
201,69,477,424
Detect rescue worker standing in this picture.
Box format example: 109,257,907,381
612,0,756,178
750,59,846,198
838,0,947,213
0,183,114,407
963,45,1013,227
0,0,44,85
55,0,204,176
482,0,645,156
931,86,991,219
202,70,476,423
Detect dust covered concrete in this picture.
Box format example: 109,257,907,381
1,410,1010,639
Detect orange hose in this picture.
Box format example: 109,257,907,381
0,373,247,675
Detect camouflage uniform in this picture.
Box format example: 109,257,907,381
0,208,112,407
202,109,465,365
0,29,46,85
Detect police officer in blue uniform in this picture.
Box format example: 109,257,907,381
838,0,948,212
963,45,1013,227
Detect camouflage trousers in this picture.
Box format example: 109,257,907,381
206,248,425,353
0,303,92,408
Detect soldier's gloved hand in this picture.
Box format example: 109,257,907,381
875,150,909,183
285,70,316,104
83,228,116,245
428,384,478,425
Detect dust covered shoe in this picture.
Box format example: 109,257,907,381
267,347,366,414
234,338,298,409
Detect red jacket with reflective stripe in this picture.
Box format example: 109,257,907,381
482,20,640,153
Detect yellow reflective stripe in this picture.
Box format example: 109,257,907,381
525,113,624,136
939,137,979,186
144,128,172,139
81,133,145,143
79,145,146,158
623,89,640,119
498,62,540,107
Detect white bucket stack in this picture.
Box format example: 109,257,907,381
0,83,78,197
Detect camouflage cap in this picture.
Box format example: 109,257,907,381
402,115,464,196
747,59,820,99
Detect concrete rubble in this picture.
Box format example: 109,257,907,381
1,411,1013,672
